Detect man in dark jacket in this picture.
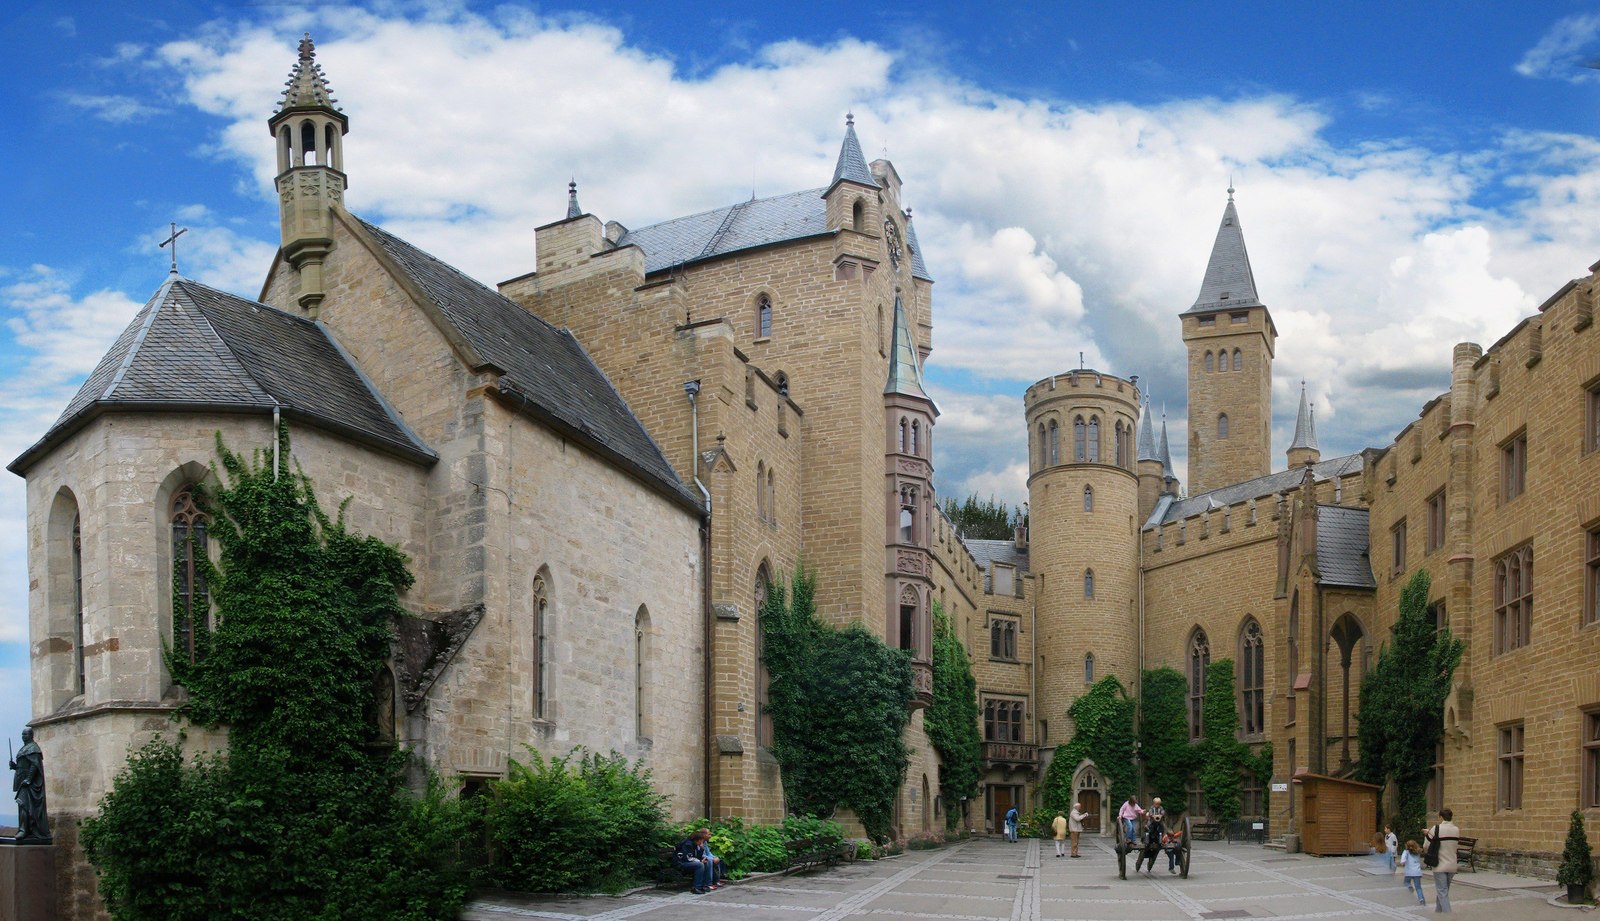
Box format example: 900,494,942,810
674,828,724,893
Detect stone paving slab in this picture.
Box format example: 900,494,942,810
461,838,1573,921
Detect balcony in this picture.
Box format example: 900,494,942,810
983,741,1038,771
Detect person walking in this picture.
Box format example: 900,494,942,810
1004,805,1019,843
1425,808,1461,912
1052,811,1068,857
1385,823,1399,874
1400,839,1426,906
1069,801,1088,857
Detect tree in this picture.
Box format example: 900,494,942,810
1042,676,1136,813
1355,569,1463,841
940,493,1025,541
925,602,981,830
1139,668,1195,808
1558,809,1595,901
761,565,914,841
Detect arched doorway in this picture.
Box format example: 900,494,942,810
1328,613,1367,772
1071,760,1106,834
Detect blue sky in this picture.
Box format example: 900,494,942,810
7,1,1600,769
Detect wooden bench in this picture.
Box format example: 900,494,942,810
1191,822,1222,841
1455,836,1478,872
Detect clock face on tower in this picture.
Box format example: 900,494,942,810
884,218,903,270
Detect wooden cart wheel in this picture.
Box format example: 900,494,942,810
1179,815,1192,879
1115,818,1128,880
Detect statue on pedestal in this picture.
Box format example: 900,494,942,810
8,727,50,844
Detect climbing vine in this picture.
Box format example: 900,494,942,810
925,601,981,830
1139,667,1196,807
1356,569,1463,841
1042,676,1135,813
81,427,470,921
761,564,914,841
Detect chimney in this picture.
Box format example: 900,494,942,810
1014,525,1029,551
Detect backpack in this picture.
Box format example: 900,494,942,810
1423,826,1441,869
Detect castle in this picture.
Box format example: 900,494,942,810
12,33,1599,918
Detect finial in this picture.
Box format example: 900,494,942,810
299,32,315,62
905,207,913,222
159,222,188,276
846,111,854,128
566,178,582,220
1227,177,1235,201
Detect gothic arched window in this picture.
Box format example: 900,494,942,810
532,572,551,718
757,294,773,339
1087,417,1100,463
1084,652,1095,685
1205,351,1214,372
1239,619,1264,735
635,606,652,739
756,461,767,522
1188,628,1211,740
1073,417,1086,462
1049,420,1060,465
72,513,84,694
1084,568,1095,599
755,563,773,746
1037,423,1047,469
1083,485,1094,512
911,420,920,456
1233,349,1242,371
171,486,210,664
1218,413,1230,440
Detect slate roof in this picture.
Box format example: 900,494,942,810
1290,385,1318,451
965,538,1029,573
1184,194,1263,315
615,191,935,283
1316,504,1375,589
830,118,880,191
884,293,932,400
1136,402,1159,461
351,216,701,511
1145,453,1363,529
11,277,434,472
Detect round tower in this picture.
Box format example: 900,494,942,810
1025,370,1142,749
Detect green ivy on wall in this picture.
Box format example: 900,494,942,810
1139,667,1195,807
760,564,914,841
1041,676,1136,813
924,602,981,830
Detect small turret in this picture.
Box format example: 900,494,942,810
566,179,583,220
1286,382,1320,468
824,113,882,235
268,33,348,317
1159,413,1180,496
1136,396,1165,518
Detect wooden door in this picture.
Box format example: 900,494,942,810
1080,790,1102,833
991,786,1015,833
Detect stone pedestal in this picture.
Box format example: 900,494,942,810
0,842,59,921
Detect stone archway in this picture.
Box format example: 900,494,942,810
1071,760,1108,834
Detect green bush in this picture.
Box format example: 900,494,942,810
663,814,845,879
485,747,669,893
1017,808,1055,839
855,841,875,860
1559,809,1595,898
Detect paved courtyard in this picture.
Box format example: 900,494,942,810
462,837,1574,921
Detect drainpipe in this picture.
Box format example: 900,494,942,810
684,380,713,817
272,401,281,481
1136,515,1145,797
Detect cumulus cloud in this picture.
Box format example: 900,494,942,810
1515,12,1600,82
60,93,162,123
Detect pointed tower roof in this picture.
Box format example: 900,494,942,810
884,291,932,402
1290,382,1319,451
1158,415,1175,480
826,113,880,195
904,207,932,282
566,180,582,220
274,33,346,127
1184,186,1261,315
1137,397,1160,461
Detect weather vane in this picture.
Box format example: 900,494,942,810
159,222,188,276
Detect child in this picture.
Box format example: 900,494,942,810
1400,839,1426,905
1384,824,1398,873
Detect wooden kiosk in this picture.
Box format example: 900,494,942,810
1296,773,1379,856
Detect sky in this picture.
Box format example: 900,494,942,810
7,0,1600,779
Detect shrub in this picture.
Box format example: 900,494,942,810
1017,808,1055,839
484,747,669,893
1559,809,1595,899
855,841,875,860
906,835,942,850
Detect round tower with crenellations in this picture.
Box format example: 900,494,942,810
1025,369,1143,753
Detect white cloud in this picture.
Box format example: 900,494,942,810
1516,12,1600,82
60,93,162,123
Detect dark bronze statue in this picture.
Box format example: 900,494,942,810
9,727,50,844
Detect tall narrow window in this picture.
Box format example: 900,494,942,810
1073,417,1086,462
1240,619,1264,735
1084,569,1095,599
72,514,84,695
171,486,210,664
1497,723,1524,810
1586,528,1600,627
1232,349,1242,371
1500,431,1527,502
1114,421,1128,468
767,469,776,525
1087,417,1100,462
1037,424,1047,468
1391,519,1407,577
757,294,773,339
899,587,916,653
1287,593,1300,725
634,606,651,739
899,419,909,453
900,486,916,543
1084,653,1094,685
1494,544,1533,654
1049,421,1061,465
533,574,549,718
1205,351,1214,372
756,565,773,746
1584,711,1600,809
1218,413,1229,439
1587,383,1600,455
756,461,767,522
1188,629,1210,740
911,420,920,456
1428,741,1445,814
1083,485,1094,512
1426,489,1447,553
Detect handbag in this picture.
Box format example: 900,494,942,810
1423,826,1441,869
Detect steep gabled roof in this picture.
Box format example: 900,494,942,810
1184,191,1263,315
11,277,433,472
827,115,880,193
350,216,701,511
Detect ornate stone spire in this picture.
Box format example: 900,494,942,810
566,179,582,220
1137,395,1159,462
1159,413,1175,482
884,290,930,399
276,33,344,121
828,112,880,193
